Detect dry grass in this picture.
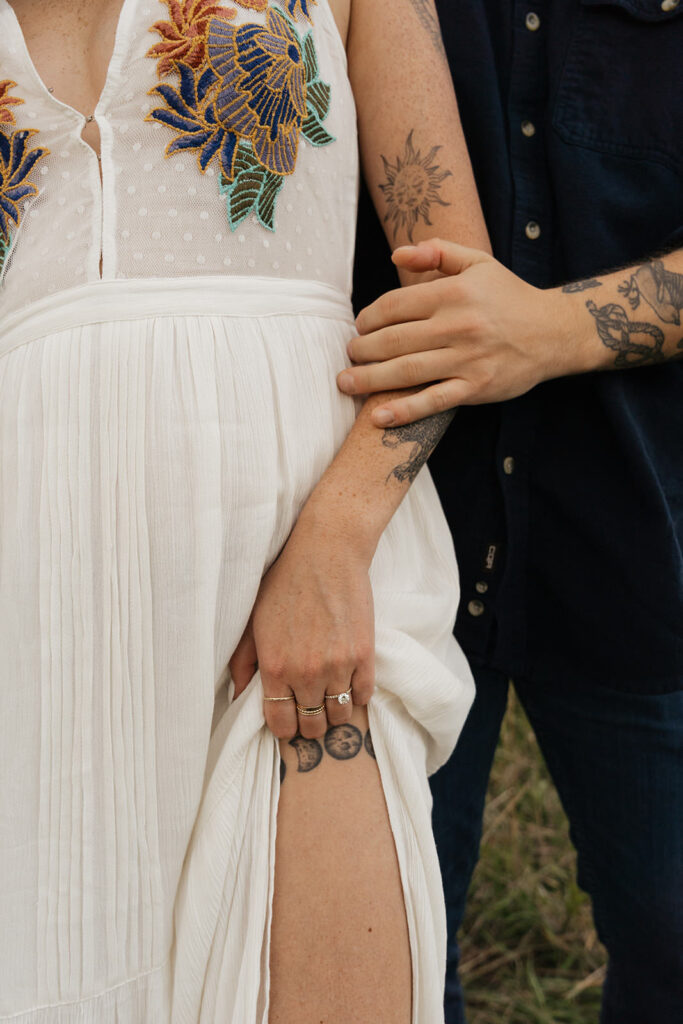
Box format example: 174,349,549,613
458,691,607,1024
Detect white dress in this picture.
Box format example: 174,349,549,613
0,1,474,1021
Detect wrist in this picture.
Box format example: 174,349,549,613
544,287,609,377
296,484,384,568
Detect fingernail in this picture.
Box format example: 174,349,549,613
338,371,355,394
393,245,416,258
374,409,395,426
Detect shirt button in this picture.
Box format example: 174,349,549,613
521,120,536,138
525,220,541,240
525,11,541,30
468,599,486,617
661,0,679,11
503,456,516,475
475,581,489,595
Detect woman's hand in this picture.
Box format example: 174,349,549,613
229,507,375,739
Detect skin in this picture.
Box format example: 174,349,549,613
7,1,489,1019
337,241,683,427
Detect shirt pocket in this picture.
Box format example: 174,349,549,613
552,0,683,175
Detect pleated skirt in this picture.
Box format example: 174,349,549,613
0,277,475,1023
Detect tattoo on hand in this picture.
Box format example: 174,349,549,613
586,299,665,368
382,410,454,485
364,730,376,759
409,0,447,58
618,258,683,326
562,278,603,293
379,131,452,243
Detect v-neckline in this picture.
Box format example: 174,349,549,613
1,0,136,129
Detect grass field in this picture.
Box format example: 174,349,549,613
458,691,607,1024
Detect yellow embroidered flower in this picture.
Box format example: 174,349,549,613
148,0,237,77
0,80,24,127
0,128,50,245
233,0,268,9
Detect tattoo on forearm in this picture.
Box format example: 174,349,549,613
382,409,454,485
562,278,603,293
618,258,683,326
283,728,376,778
409,0,447,58
586,299,665,368
379,131,452,244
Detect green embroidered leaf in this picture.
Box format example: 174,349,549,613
300,111,335,148
227,167,266,230
257,172,285,231
0,236,9,280
306,80,331,121
303,31,318,83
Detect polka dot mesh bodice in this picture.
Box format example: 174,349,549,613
0,0,358,322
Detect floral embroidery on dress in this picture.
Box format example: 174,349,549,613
147,1,334,231
0,84,50,277
278,0,317,22
0,80,24,126
148,1,237,77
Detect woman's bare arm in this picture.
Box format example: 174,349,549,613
231,0,487,730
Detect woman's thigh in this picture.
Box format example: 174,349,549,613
269,706,412,1023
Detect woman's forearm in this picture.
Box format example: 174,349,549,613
298,389,453,563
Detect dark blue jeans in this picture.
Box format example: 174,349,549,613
430,667,683,1024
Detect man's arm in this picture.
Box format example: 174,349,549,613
337,242,683,427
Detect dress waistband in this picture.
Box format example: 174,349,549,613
0,276,354,357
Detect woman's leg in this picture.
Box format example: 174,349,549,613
269,705,412,1023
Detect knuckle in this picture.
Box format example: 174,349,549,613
431,386,453,413
354,639,373,664
261,656,286,683
402,356,423,386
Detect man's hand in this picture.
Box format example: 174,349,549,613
338,239,593,426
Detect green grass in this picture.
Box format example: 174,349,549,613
458,691,607,1024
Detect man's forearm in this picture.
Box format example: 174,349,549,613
560,248,683,370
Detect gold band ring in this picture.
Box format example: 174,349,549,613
263,694,296,703
324,686,353,706
296,702,326,716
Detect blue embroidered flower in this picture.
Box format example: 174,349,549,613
0,128,49,246
147,61,239,177
207,7,308,176
278,0,317,21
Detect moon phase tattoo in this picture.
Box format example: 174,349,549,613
382,410,455,485
324,724,363,760
283,726,378,774
379,131,452,244
288,734,323,773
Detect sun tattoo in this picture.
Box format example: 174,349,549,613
379,130,451,243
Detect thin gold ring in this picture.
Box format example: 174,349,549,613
263,694,296,703
296,702,326,716
324,686,353,706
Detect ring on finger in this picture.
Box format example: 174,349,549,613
263,694,296,702
295,702,326,716
324,686,353,706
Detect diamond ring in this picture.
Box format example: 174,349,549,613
324,686,353,706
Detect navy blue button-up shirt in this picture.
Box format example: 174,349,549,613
353,0,683,693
